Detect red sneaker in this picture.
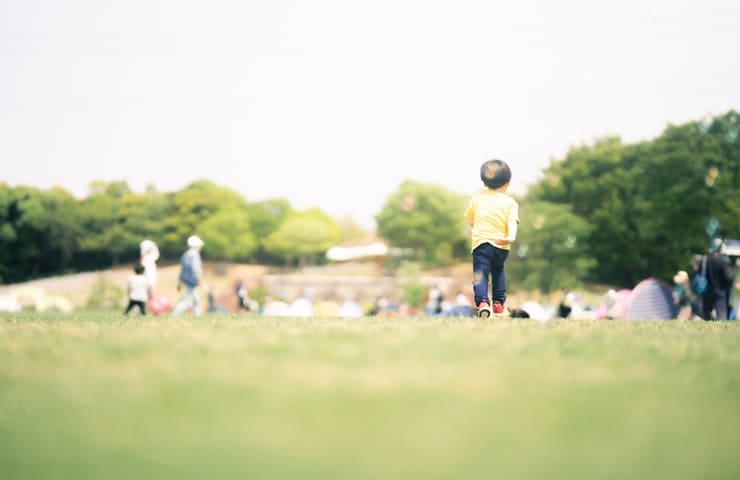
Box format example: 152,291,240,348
477,301,492,318
492,301,505,316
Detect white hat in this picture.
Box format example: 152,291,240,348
140,239,157,253
187,235,204,248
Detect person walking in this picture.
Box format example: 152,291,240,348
701,239,733,320
139,239,160,290
172,235,206,316
464,159,519,318
730,257,740,320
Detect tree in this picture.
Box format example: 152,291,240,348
246,198,293,264
506,201,595,293
39,187,84,274
264,208,341,265
199,209,257,261
529,110,740,286
160,180,253,258
0,183,18,282
337,214,369,243
0,185,82,282
77,181,141,266
376,180,468,265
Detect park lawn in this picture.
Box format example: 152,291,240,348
0,314,739,480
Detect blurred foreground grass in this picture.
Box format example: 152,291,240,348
1,314,739,480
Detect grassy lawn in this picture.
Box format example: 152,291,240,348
1,314,739,480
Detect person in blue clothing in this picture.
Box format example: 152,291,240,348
173,235,206,316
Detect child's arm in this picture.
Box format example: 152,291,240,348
493,207,519,245
463,200,475,227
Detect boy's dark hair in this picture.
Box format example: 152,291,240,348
134,262,146,274
480,159,511,189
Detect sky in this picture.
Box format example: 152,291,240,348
1,0,739,230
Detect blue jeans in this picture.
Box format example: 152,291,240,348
472,243,509,307
173,284,201,316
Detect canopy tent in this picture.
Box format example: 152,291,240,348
327,237,390,262
720,239,740,256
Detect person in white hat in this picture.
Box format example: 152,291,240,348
139,239,160,289
672,270,694,320
172,235,206,315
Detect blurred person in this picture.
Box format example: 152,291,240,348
207,289,228,314
139,239,160,289
123,262,151,315
261,296,291,316
235,279,251,311
425,285,444,315
338,298,363,317
464,159,519,318
672,270,698,320
701,239,733,320
173,235,206,316
558,289,573,318
289,294,314,317
730,257,740,320
448,292,475,317
595,289,632,320
561,290,586,318
455,292,472,307
690,254,706,316
140,239,171,314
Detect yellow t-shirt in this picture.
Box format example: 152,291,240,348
464,188,519,251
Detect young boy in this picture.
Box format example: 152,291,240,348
464,159,519,317
123,262,151,315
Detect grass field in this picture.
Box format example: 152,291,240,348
1,314,739,480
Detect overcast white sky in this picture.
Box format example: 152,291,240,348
1,0,739,229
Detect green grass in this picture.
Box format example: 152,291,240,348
1,314,739,480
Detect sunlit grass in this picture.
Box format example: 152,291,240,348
1,314,739,480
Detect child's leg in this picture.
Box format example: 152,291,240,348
472,244,492,306
123,300,134,315
490,248,510,304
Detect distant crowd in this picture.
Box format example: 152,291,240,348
117,236,738,322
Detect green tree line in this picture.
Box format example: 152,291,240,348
0,179,347,283
1,111,738,289
376,110,739,290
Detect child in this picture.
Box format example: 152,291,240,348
463,159,519,317
123,262,151,315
